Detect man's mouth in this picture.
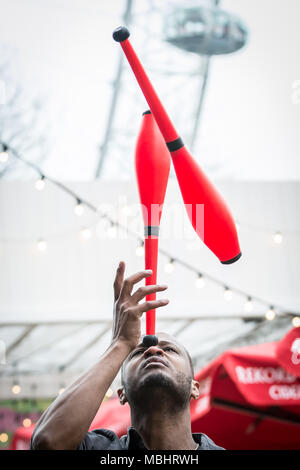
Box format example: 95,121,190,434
142,357,168,369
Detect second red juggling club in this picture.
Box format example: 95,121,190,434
113,26,241,264
135,110,171,346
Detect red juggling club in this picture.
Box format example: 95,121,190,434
113,26,241,265
135,110,171,345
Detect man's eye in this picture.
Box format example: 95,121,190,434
131,349,144,358
164,347,177,353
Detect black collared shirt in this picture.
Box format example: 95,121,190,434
77,427,225,450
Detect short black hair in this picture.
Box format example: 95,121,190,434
183,345,195,378
121,361,125,386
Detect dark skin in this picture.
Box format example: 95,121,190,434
118,332,200,450
31,261,199,450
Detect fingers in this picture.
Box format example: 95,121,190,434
113,261,125,301
120,269,153,300
131,284,168,303
130,298,169,317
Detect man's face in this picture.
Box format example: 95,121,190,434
119,332,198,410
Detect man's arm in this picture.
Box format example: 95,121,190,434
30,340,131,450
31,261,168,450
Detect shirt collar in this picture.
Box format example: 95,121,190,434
126,426,203,450
127,427,147,449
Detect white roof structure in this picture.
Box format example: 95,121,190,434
1,0,300,399
0,179,298,398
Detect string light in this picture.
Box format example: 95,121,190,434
292,317,300,328
224,287,233,301
165,258,175,273
0,140,297,323
0,150,9,163
12,382,21,395
273,232,283,244
244,297,253,313
58,385,65,395
36,239,47,252
265,306,275,321
74,199,84,216
106,222,117,239
35,175,45,191
23,418,32,428
195,274,205,289
0,433,8,443
105,388,113,398
79,227,92,241
136,242,144,257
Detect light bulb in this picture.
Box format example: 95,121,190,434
244,297,253,313
37,239,47,252
273,232,283,244
165,260,174,273
136,244,144,257
35,176,45,191
195,275,205,289
0,151,8,163
107,225,117,239
292,317,300,328
23,418,32,428
0,433,8,443
105,388,113,398
12,384,21,395
74,201,84,216
224,287,233,301
265,307,275,321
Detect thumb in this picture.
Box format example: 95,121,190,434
113,261,125,301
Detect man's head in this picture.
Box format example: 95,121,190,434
117,332,200,413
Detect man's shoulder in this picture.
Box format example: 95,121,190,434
77,428,225,451
78,428,126,450
194,432,225,450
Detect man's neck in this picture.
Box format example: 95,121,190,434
130,407,197,450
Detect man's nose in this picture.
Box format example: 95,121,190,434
143,345,165,358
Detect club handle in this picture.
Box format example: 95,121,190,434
112,26,130,42
144,237,158,336
113,26,179,143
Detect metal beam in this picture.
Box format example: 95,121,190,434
8,323,88,367
213,398,300,427
189,0,221,151
0,313,288,328
95,0,134,177
6,324,37,356
171,319,198,338
189,55,210,152
193,316,292,371
59,325,112,371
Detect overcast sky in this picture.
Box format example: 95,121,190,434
0,0,300,180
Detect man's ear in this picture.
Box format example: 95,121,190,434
117,387,128,405
190,379,200,400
